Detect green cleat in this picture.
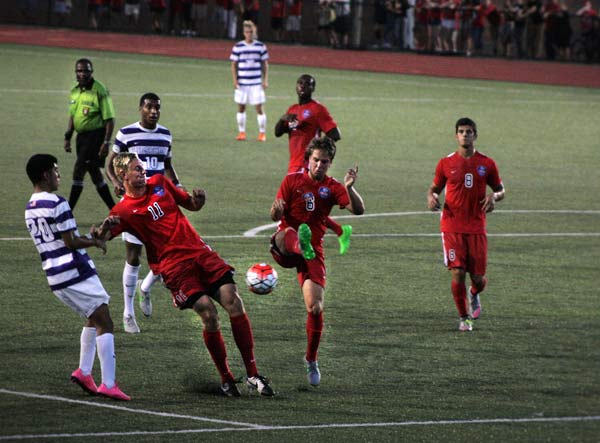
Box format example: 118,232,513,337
298,223,316,260
338,225,352,255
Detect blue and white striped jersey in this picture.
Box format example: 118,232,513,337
25,192,97,291
230,40,269,87
112,122,172,177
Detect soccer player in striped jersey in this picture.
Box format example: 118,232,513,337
230,20,269,142
427,117,505,332
25,154,130,401
106,92,182,333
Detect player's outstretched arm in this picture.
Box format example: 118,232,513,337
95,216,121,241
181,188,206,211
344,165,364,215
61,228,107,255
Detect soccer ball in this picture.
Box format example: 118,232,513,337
245,263,278,295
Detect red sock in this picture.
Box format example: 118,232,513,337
305,311,324,362
325,217,343,236
284,229,301,255
451,281,469,318
471,277,488,295
230,313,258,378
203,330,234,383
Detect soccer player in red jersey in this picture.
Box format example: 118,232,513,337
270,137,364,386
427,117,505,332
274,74,353,255
98,153,274,397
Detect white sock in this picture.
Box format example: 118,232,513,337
257,113,267,134
96,333,116,389
140,270,161,293
123,262,139,318
237,112,246,133
79,327,97,375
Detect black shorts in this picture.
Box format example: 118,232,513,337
76,127,106,169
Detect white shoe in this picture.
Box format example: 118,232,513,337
458,318,473,332
123,315,140,333
246,374,274,396
304,358,321,386
136,279,152,317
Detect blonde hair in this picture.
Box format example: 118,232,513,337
112,152,139,182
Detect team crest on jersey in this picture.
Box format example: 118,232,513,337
302,109,311,119
153,185,165,197
82,107,89,116
477,165,487,176
318,186,330,199
303,192,314,202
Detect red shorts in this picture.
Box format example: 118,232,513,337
270,233,327,288
161,248,234,309
441,232,487,275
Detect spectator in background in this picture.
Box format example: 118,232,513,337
225,0,241,39
318,0,338,46
124,0,141,28
149,0,166,33
470,0,485,55
483,0,500,55
333,0,352,48
271,0,286,41
499,0,515,56
512,0,527,58
372,0,388,48
440,0,458,52
53,0,72,25
458,0,475,54
384,0,407,49
88,0,102,29
543,0,561,59
554,1,572,60
242,0,261,29
525,0,543,58
286,0,303,43
190,0,208,36
427,0,443,51
404,0,416,49
415,0,430,49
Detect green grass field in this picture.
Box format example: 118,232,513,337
1,43,599,442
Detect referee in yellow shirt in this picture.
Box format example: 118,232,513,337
63,58,116,210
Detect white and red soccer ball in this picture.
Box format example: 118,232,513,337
245,263,278,295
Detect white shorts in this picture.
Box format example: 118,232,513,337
234,85,266,105
122,231,143,245
53,275,111,318
286,15,301,32
124,3,140,17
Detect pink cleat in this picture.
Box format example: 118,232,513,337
97,383,131,401
71,368,98,395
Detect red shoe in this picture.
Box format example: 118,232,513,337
71,368,98,395
257,132,266,142
236,132,246,141
97,383,131,401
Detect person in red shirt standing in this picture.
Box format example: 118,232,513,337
427,118,505,332
99,153,274,397
270,136,364,386
274,74,353,255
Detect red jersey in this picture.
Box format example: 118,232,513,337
276,171,349,246
110,175,209,274
285,99,337,172
433,150,502,234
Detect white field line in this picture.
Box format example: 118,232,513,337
3,210,600,241
0,387,598,440
0,86,598,106
0,388,261,429
2,47,600,98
